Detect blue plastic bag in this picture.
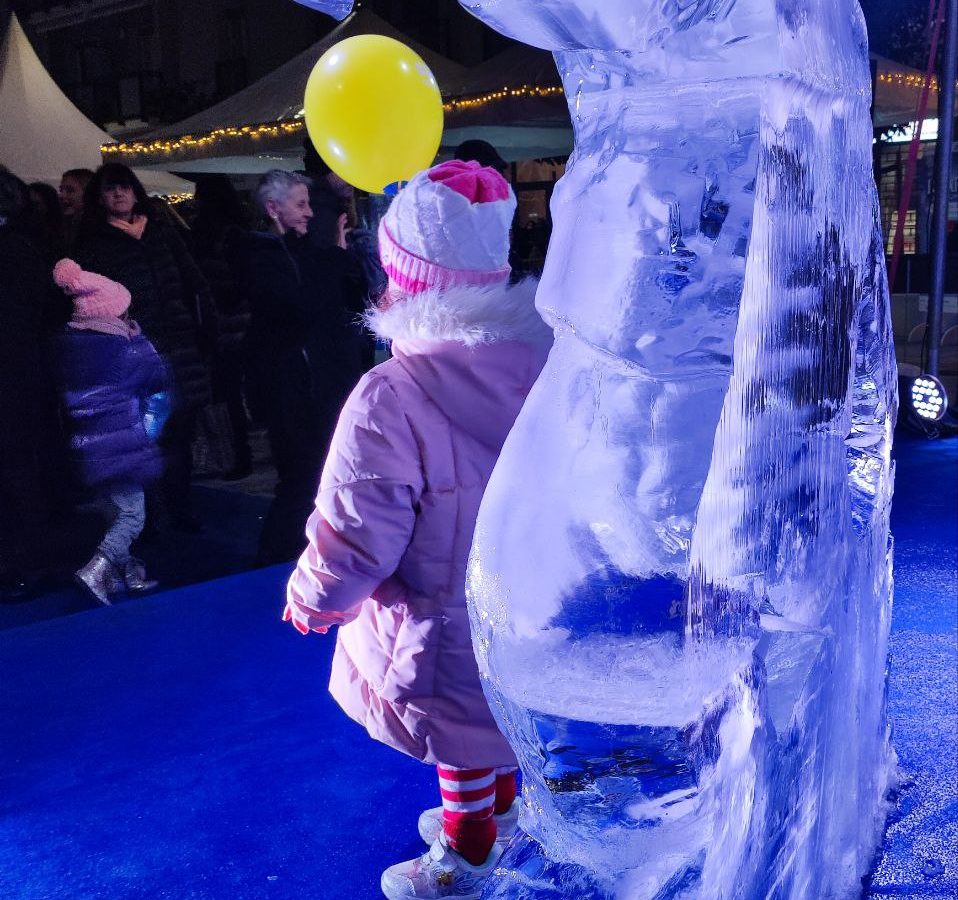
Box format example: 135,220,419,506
143,391,172,442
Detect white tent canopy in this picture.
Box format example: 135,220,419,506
447,43,561,101
99,10,931,177
123,8,468,174
147,7,466,138
440,43,569,162
0,14,191,194
871,53,940,128
119,11,570,173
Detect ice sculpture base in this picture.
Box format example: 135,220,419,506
482,833,615,900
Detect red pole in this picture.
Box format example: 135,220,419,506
926,0,958,377
888,0,946,290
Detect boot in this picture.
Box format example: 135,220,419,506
74,552,119,606
123,557,158,594
381,833,501,900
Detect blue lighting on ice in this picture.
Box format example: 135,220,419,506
461,1,901,897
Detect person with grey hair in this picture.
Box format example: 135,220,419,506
255,169,313,223
240,169,369,564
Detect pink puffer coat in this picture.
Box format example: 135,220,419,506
286,280,549,767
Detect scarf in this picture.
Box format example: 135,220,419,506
68,315,142,340
109,214,148,240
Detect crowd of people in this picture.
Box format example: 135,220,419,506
3,136,559,896
0,142,387,605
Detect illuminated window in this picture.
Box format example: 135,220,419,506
885,209,917,256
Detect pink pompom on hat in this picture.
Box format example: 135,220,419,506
53,258,131,320
378,159,517,298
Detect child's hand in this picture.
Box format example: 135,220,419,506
283,600,330,635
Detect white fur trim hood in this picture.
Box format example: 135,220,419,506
366,278,551,348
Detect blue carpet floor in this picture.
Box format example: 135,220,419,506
867,434,958,899
0,564,437,899
0,435,955,900
0,486,269,632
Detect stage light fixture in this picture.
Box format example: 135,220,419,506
909,374,948,423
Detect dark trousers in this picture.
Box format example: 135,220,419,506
0,425,55,584
214,345,251,472
0,446,45,579
0,387,66,585
159,406,198,520
254,364,345,566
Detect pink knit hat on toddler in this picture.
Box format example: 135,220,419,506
378,159,516,298
53,258,131,319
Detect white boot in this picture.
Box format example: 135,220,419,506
380,833,500,900
74,552,119,606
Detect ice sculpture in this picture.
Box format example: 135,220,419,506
290,0,352,19
456,1,898,898
290,1,896,895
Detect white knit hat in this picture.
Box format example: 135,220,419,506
379,159,516,297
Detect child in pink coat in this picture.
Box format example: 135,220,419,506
284,160,550,899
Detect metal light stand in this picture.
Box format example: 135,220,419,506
926,0,957,379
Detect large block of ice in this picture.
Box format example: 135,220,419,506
460,1,898,897
281,2,898,894
289,0,353,19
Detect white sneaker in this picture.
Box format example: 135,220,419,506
417,799,521,847
381,834,500,899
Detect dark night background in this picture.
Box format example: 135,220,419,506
0,0,942,128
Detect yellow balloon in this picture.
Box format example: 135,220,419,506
304,35,444,195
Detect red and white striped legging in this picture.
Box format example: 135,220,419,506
437,765,518,865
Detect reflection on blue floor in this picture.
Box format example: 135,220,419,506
0,566,437,899
0,433,955,899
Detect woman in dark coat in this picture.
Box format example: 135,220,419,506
242,169,370,564
75,164,215,530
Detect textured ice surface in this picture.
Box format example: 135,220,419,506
461,1,899,898
289,0,352,20
282,2,899,895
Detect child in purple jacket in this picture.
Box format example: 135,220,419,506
285,161,550,899
54,259,169,606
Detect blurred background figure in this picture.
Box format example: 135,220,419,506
75,163,216,533
0,170,59,601
241,169,370,565
303,136,387,307
58,168,94,250
27,181,65,264
303,135,354,251
189,174,254,480
453,139,508,174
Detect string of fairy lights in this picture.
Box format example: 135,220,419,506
102,120,306,158
100,84,566,159
876,71,942,88
102,72,951,161
161,193,195,205
443,84,564,112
